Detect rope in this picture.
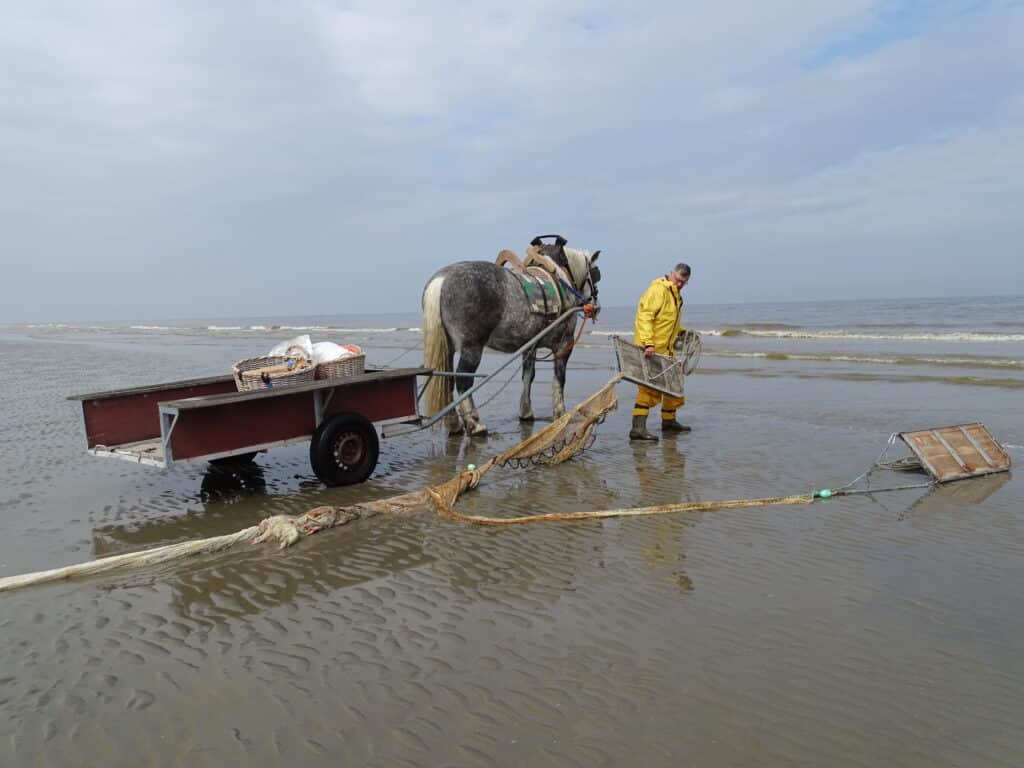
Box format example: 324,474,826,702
676,330,703,375
647,357,685,382
807,432,936,501
379,346,421,368
433,493,815,525
0,375,948,594
469,357,527,414
834,482,935,496
534,311,588,363
833,433,897,493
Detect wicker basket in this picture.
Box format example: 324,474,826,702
315,354,366,381
232,355,316,391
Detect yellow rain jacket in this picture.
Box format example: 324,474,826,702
633,276,683,355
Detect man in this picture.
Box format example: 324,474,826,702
630,263,691,441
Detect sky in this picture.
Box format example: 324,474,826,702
1,0,1022,321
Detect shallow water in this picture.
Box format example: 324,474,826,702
1,301,1023,767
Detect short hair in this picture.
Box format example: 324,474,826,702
673,263,691,277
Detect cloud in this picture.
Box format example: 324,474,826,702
0,1,1021,320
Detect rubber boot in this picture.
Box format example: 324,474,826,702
629,414,659,441
661,419,692,434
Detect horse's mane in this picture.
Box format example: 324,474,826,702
562,247,592,289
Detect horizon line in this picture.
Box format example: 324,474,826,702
1,292,1021,326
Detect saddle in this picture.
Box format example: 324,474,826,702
496,245,572,317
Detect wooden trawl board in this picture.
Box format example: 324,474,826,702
899,423,1011,483
612,336,685,399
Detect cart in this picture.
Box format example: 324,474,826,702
69,308,602,488
69,368,431,487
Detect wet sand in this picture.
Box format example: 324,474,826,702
1,328,1023,766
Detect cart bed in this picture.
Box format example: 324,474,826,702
70,368,429,474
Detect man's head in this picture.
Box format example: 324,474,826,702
668,263,691,289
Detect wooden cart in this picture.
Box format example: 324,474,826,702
69,368,430,486
69,308,606,489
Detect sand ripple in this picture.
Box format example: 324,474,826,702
1,339,1023,766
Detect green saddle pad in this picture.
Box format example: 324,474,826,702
518,270,563,316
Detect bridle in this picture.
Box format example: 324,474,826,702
529,234,599,312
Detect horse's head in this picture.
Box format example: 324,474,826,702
530,235,602,314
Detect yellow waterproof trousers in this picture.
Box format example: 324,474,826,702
633,385,685,422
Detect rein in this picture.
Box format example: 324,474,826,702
558,276,587,305
535,307,594,362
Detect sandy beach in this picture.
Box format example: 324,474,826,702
1,299,1023,767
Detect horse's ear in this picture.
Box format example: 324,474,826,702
591,250,601,263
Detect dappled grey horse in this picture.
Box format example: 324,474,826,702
421,235,601,436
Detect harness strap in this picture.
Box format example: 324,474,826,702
559,277,586,305
537,274,552,315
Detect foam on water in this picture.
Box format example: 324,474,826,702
725,329,1024,343
708,350,1024,370
589,328,1024,343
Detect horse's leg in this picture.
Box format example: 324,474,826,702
519,349,536,421
552,354,568,419
456,345,487,436
443,356,461,434
443,344,461,435
444,402,462,434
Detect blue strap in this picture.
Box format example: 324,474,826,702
558,277,586,305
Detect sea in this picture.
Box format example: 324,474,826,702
1,294,1022,767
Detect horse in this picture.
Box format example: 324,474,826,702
421,235,602,436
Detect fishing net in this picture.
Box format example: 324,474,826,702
0,374,817,593
427,374,621,515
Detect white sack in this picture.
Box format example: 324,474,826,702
268,334,313,359
311,341,360,364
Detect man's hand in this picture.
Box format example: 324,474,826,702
643,345,655,358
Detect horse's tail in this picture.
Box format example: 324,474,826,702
421,275,453,417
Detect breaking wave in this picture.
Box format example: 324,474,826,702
202,325,408,333
715,329,1024,343
707,350,1024,370
588,328,1024,343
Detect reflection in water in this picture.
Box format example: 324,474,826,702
896,472,1012,521
92,461,271,557
92,499,436,621
91,504,266,558
630,433,692,505
168,517,436,620
200,459,268,502
632,436,696,594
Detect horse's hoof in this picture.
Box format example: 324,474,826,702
519,414,535,423
468,425,488,437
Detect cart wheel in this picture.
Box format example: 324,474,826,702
209,452,258,466
310,413,380,486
